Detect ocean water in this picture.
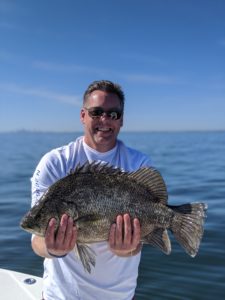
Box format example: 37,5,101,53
0,131,224,299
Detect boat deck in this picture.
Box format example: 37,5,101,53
0,268,43,300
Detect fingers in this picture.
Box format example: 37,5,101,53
109,214,141,254
115,215,123,247
132,218,141,246
123,214,132,246
45,214,77,257
56,214,72,246
109,215,124,250
45,217,57,247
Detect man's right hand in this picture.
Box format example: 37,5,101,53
45,214,77,257
32,214,77,258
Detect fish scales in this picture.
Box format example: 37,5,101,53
20,161,207,273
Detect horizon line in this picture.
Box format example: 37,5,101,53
0,129,224,134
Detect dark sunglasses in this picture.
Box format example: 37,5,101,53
84,107,123,120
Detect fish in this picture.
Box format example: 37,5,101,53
20,162,207,273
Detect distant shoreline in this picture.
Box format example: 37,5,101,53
0,129,225,134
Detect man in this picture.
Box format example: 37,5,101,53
31,80,152,300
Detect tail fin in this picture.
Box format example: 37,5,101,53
170,203,207,257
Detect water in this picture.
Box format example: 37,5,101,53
0,131,224,299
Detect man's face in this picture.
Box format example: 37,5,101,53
80,90,123,152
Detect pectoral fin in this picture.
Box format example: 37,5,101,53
75,243,96,273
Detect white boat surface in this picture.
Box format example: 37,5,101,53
0,268,43,300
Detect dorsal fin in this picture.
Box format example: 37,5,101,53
128,167,168,204
72,161,123,176
71,162,168,204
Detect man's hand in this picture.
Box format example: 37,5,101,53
45,214,77,257
108,214,142,257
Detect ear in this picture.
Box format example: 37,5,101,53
80,109,85,124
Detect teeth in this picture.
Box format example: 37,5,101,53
97,127,111,132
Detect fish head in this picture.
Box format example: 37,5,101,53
20,202,53,236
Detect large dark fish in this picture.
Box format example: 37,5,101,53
21,162,207,272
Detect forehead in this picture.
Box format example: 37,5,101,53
86,90,121,108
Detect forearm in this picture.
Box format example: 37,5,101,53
32,235,52,258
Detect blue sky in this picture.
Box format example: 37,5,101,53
0,0,224,132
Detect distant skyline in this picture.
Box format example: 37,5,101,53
0,0,225,132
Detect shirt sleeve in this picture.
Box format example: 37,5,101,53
138,153,153,168
31,150,67,207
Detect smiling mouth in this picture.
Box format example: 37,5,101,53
95,127,112,133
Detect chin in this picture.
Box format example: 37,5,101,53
94,137,116,151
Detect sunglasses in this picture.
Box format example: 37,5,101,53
84,107,123,120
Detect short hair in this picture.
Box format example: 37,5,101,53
83,80,125,111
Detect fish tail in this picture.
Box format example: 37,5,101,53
169,202,207,257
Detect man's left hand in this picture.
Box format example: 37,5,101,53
108,214,142,257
